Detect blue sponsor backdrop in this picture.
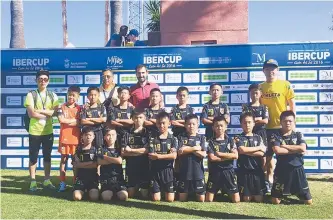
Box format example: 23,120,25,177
1,42,333,172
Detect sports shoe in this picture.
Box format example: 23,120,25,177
265,181,272,193
43,179,56,190
29,181,38,192
58,181,66,192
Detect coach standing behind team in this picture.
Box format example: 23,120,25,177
259,59,296,192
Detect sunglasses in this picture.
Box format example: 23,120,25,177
38,78,49,82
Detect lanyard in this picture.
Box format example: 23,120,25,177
37,90,47,110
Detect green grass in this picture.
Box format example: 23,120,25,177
1,169,333,219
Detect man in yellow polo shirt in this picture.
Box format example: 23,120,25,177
24,70,59,191
259,59,296,193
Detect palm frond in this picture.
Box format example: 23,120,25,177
145,0,160,32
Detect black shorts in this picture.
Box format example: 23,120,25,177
266,129,280,157
100,176,127,194
178,179,206,195
150,168,174,193
126,171,149,189
207,169,239,195
73,175,99,192
29,134,54,164
271,166,312,200
254,128,267,147
237,170,266,196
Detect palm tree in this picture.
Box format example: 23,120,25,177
110,0,122,35
145,0,160,32
10,0,26,48
62,0,69,47
105,0,110,45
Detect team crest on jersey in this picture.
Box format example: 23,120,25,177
214,145,219,152
176,113,181,120
208,109,214,116
117,112,122,118
196,141,201,147
220,108,225,115
291,138,297,145
156,144,161,152
167,143,171,151
183,139,188,144
281,139,286,145
86,111,92,118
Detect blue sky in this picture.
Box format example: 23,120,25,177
1,1,333,48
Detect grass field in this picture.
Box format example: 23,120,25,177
1,169,333,219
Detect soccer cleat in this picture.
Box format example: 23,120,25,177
29,181,38,192
43,179,56,190
58,181,66,192
265,181,272,193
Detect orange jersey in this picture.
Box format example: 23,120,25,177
58,103,81,145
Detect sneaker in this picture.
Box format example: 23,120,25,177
265,181,272,193
58,181,66,192
43,179,56,190
29,181,38,192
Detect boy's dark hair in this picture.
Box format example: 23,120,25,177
280,110,296,121
177,86,189,94
135,64,147,72
103,127,116,136
239,112,255,123
36,70,50,79
185,114,198,123
213,116,228,125
117,86,130,94
150,88,161,95
82,126,95,135
132,109,146,118
209,83,222,91
68,85,81,94
156,111,170,122
87,86,99,94
248,83,260,92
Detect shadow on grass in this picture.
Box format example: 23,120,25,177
1,175,273,219
307,177,333,183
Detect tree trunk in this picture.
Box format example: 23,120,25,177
10,0,26,48
62,0,69,47
110,0,122,35
105,0,110,44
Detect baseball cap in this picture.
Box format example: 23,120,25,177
263,59,279,67
128,29,139,37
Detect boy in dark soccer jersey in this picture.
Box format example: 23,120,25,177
235,112,266,203
178,114,206,202
206,116,240,203
108,86,134,140
148,112,178,202
145,88,165,136
201,83,230,141
271,110,312,205
98,128,128,201
72,127,99,201
81,87,107,150
121,110,150,199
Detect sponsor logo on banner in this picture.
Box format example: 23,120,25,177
53,137,59,147
165,73,181,83
250,71,286,81
201,94,229,104
85,75,100,84
120,74,137,84
6,117,22,126
319,70,333,80
165,95,178,105
303,159,318,169
186,85,210,92
294,93,317,103
165,94,199,104
23,76,37,85
64,58,88,69
230,106,242,113
198,57,231,65
50,75,65,85
306,150,333,157
287,49,330,65
320,137,333,147
6,96,22,106
288,70,317,81
252,53,266,65
320,114,333,125
106,56,123,69
183,73,200,83
231,115,240,125
295,115,318,125
231,93,248,104
57,96,66,105
144,54,182,69
292,83,332,90
148,74,164,83
202,72,228,82
231,72,248,82
23,158,30,167
320,159,333,169
6,76,21,85
297,127,333,134
6,158,22,168
12,57,50,71
51,158,62,168
159,86,178,93
67,75,83,84
320,92,333,102
23,137,29,147
7,137,22,147
303,137,318,147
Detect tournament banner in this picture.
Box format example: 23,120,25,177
1,42,332,173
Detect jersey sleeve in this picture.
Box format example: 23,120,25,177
100,105,107,118
200,135,207,151
120,132,129,148
296,132,307,146
110,33,119,41
170,106,176,120
223,103,230,115
207,140,215,154
229,138,236,152
200,104,209,119
270,133,281,147
171,136,179,150
24,92,34,108
285,81,295,100
145,108,151,119
234,136,245,148
80,106,87,119
262,105,269,119
51,92,59,108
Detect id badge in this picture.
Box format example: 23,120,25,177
39,118,46,126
